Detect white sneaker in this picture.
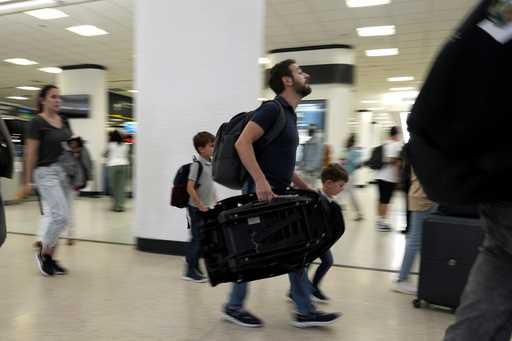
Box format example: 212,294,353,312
392,281,417,295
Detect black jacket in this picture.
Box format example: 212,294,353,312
407,0,512,205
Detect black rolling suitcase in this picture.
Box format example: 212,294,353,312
200,189,345,286
413,214,484,311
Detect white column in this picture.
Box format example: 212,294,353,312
356,110,374,186
57,66,107,193
134,0,264,249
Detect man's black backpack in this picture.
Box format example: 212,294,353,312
212,100,286,190
365,145,384,170
170,159,203,208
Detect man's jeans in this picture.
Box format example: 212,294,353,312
227,269,315,314
444,202,512,341
226,181,316,315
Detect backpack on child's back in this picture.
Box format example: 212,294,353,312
170,158,203,208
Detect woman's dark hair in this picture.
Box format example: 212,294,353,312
36,85,58,113
109,130,124,144
268,59,295,95
345,133,356,149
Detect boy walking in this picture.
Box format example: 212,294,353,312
183,131,216,283
307,163,348,303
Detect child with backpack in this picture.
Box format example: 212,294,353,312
182,131,216,283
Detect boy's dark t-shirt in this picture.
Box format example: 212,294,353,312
251,96,299,190
26,115,72,167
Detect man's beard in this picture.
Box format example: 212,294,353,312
294,82,312,98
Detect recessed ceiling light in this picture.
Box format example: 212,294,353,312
128,90,138,93
357,25,395,37
361,100,379,104
0,0,54,12
66,25,108,37
389,87,415,91
367,107,384,111
7,96,29,100
365,48,398,57
387,76,415,82
258,57,271,65
39,67,62,73
25,8,68,20
4,58,38,65
16,86,41,91
346,0,391,8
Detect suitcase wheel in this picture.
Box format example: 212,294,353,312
412,299,422,309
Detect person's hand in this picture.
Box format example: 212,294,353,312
255,178,276,202
198,203,209,212
18,183,33,199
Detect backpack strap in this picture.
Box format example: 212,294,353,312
258,99,287,148
192,157,204,189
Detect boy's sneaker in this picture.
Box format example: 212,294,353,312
292,310,341,328
182,269,207,283
51,259,68,275
376,222,392,232
35,253,55,276
311,289,330,304
223,306,263,328
392,280,417,295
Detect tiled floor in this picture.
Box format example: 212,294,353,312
0,186,454,340
5,196,135,245
5,186,415,272
0,234,453,341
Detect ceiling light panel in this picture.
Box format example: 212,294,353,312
0,0,54,12
346,0,391,8
258,57,270,65
7,96,29,100
25,8,68,20
39,67,62,73
4,58,38,65
16,86,40,91
365,48,398,57
387,76,415,82
357,25,395,37
66,25,108,37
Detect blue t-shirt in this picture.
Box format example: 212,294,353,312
251,96,299,190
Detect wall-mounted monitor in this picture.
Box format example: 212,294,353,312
60,95,90,119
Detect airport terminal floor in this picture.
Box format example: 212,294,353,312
0,186,456,340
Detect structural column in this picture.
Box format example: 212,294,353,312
57,64,108,193
134,0,265,253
